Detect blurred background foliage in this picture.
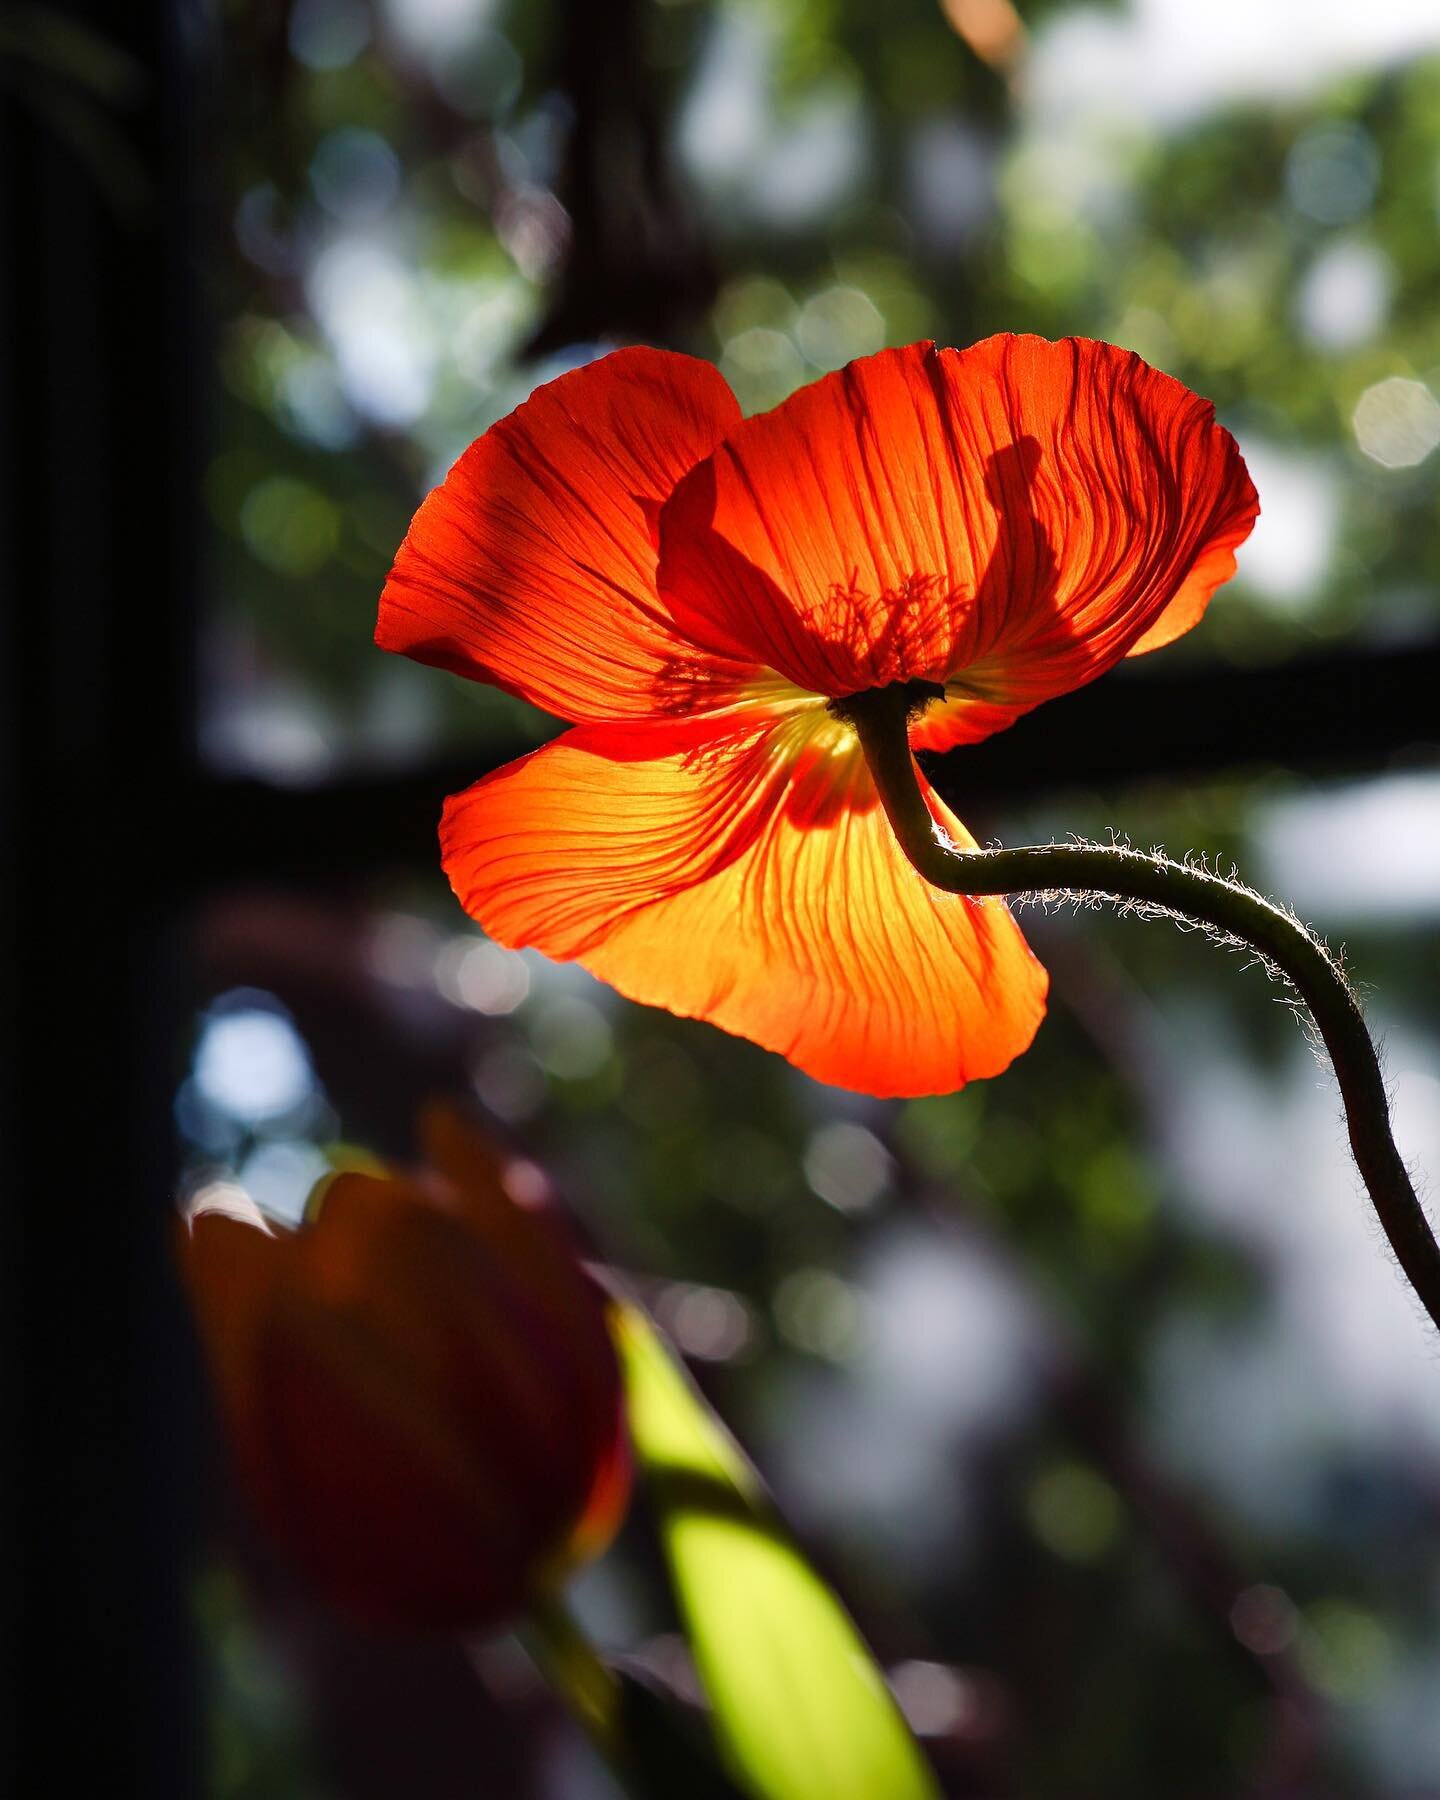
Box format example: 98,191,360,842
188,1,1440,1795
207,0,1440,777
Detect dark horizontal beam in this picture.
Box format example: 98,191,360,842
927,637,1440,805
187,642,1440,888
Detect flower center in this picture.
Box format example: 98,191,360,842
826,677,947,732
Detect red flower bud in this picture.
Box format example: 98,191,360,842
179,1105,629,1632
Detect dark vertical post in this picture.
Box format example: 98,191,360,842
0,0,203,1790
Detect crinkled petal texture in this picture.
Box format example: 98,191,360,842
656,335,1258,750
441,712,1047,1098
377,346,758,721
381,336,1255,1094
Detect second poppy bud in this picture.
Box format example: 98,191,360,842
180,1104,629,1632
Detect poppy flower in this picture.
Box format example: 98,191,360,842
179,1106,629,1632
379,337,1257,1096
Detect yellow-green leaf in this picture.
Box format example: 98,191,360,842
615,1305,939,1800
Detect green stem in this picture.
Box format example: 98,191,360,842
521,1593,622,1756
518,1595,746,1799
844,686,1440,1337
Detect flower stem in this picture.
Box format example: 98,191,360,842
521,1593,623,1756
847,687,1440,1336
516,1596,746,1798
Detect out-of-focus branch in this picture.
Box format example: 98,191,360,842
526,0,716,354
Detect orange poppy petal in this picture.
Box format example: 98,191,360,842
377,347,757,721
440,720,1048,1098
657,336,1257,743
1121,522,1253,657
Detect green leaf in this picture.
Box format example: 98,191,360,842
615,1305,939,1800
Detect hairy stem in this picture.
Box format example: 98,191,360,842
845,687,1440,1337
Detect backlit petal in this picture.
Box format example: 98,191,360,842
1122,526,1252,657
441,720,1047,1098
658,336,1256,743
378,347,757,721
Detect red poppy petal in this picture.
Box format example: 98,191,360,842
284,1185,622,1624
309,1177,617,1497
256,1292,569,1628
441,721,1048,1097
657,336,1257,738
908,692,1032,754
1122,521,1254,657
377,347,757,721
180,1213,282,1415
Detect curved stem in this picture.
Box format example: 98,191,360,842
844,687,1440,1337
